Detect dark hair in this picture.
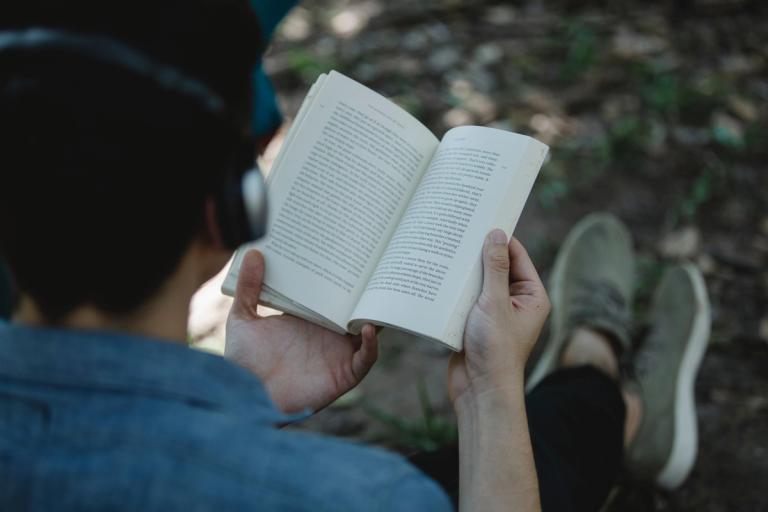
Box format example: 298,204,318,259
0,1,263,322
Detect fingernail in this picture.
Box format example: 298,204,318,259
490,229,507,245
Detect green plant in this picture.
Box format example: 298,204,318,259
665,160,726,228
680,170,713,216
599,114,652,163
535,177,570,211
634,256,665,303
743,121,768,154
560,22,599,81
642,71,681,116
363,379,457,452
287,48,336,83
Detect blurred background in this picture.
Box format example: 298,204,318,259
189,0,767,510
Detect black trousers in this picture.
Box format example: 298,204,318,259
409,366,626,512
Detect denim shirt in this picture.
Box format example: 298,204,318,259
0,322,452,511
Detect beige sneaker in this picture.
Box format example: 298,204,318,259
626,263,711,489
527,213,635,391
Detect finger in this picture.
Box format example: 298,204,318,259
231,250,265,318
507,237,544,290
481,229,511,301
352,324,379,381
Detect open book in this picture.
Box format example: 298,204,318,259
223,71,548,351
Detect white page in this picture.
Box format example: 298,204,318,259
252,71,439,328
222,75,327,297
350,126,548,349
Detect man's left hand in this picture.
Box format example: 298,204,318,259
224,250,378,414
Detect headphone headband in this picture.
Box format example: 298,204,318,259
0,28,226,116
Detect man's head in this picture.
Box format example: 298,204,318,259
0,1,264,324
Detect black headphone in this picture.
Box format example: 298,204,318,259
0,28,268,249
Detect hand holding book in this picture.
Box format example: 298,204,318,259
225,249,379,414
448,231,550,405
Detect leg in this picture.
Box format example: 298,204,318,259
407,445,460,507
526,214,637,511
527,328,629,512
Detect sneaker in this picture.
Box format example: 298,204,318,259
527,213,635,391
626,263,711,489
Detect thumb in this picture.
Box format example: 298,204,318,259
231,250,265,318
482,229,511,301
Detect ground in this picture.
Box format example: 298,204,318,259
190,0,768,509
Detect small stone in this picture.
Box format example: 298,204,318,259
425,23,451,44
696,253,717,275
529,113,565,141
466,65,497,93
760,217,768,236
522,90,560,114
746,395,768,413
330,8,367,37
710,388,730,404
645,119,668,157
402,30,429,51
672,125,711,146
483,5,516,25
760,317,768,344
464,93,497,122
658,226,701,259
355,62,378,82
449,79,473,100
727,95,759,122
443,108,474,127
601,95,641,122
427,46,461,72
474,43,504,66
711,111,745,149
612,26,668,59
720,54,761,75
280,8,312,41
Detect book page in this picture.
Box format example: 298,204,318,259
349,126,548,349
247,71,439,328
222,75,327,297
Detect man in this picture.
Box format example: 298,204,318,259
0,1,710,510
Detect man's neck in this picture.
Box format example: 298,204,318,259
14,261,200,344
15,296,190,343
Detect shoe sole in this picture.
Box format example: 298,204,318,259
655,263,711,490
526,214,628,392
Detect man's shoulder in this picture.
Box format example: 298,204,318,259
0,323,452,511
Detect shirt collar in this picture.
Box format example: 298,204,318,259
0,321,309,424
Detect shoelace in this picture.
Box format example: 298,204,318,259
568,278,631,348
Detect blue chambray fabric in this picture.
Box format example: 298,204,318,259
0,322,452,511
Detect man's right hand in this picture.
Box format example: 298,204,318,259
449,230,549,512
448,229,550,407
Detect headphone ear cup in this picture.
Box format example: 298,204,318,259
241,168,268,240
215,168,268,249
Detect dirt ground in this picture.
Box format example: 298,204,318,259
192,0,767,509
